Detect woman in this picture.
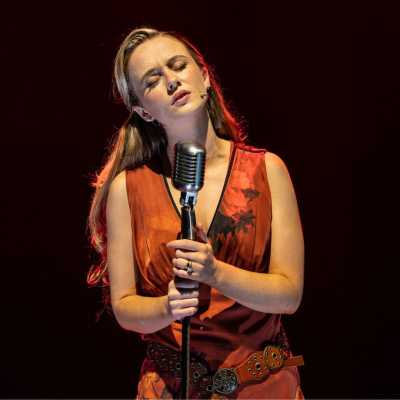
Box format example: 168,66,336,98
88,27,305,399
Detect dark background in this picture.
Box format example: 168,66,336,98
1,1,398,398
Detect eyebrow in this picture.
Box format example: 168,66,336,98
140,55,189,85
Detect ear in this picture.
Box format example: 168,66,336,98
201,67,210,89
133,106,155,122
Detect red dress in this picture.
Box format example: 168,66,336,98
125,141,304,399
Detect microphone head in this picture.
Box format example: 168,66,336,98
173,142,205,193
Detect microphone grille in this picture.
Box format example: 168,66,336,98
173,142,205,192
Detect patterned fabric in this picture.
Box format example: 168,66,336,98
125,141,303,399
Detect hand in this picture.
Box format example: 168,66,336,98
167,279,199,321
166,224,218,286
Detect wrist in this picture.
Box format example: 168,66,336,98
210,259,227,289
161,295,174,324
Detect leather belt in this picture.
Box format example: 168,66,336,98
146,341,304,397
212,344,304,395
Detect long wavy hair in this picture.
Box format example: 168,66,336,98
87,27,247,315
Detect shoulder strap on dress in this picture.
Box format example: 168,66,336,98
235,142,267,154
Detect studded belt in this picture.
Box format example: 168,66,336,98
146,341,304,397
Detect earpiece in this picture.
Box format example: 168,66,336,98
200,87,210,99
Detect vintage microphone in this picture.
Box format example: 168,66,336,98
172,142,206,400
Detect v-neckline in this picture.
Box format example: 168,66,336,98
161,141,236,237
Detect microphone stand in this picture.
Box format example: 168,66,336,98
171,141,205,400
179,203,196,400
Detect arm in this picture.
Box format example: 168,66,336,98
107,171,199,334
169,152,304,315
213,152,304,314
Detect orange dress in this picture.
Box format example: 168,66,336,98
125,141,304,399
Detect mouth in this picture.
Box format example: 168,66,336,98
171,90,191,105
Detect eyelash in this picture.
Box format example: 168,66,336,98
145,62,187,89
174,62,187,71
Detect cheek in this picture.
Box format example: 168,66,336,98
142,91,166,117
179,64,204,88
187,69,205,88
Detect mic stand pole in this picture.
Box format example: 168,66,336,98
179,204,196,400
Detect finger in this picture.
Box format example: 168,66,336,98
176,252,208,267
173,267,198,280
172,255,195,267
172,307,198,320
168,285,183,300
175,248,207,261
169,297,199,310
174,253,204,270
166,239,202,251
168,279,178,293
168,279,176,289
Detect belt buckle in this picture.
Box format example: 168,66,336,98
212,368,238,395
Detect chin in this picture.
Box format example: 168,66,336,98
171,99,206,118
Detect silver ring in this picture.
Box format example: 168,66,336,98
186,260,193,276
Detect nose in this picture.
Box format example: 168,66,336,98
166,75,181,95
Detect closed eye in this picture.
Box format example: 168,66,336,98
145,61,187,89
145,75,160,89
172,62,187,71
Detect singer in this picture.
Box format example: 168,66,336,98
87,27,305,399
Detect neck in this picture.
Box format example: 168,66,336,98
165,109,227,169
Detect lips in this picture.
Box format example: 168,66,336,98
171,90,191,105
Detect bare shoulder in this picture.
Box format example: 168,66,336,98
264,151,291,182
264,150,299,210
107,170,129,218
108,170,128,204
109,170,127,193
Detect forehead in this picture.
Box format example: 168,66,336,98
128,36,192,80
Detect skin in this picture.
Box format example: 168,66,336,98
107,36,304,333
127,35,223,167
